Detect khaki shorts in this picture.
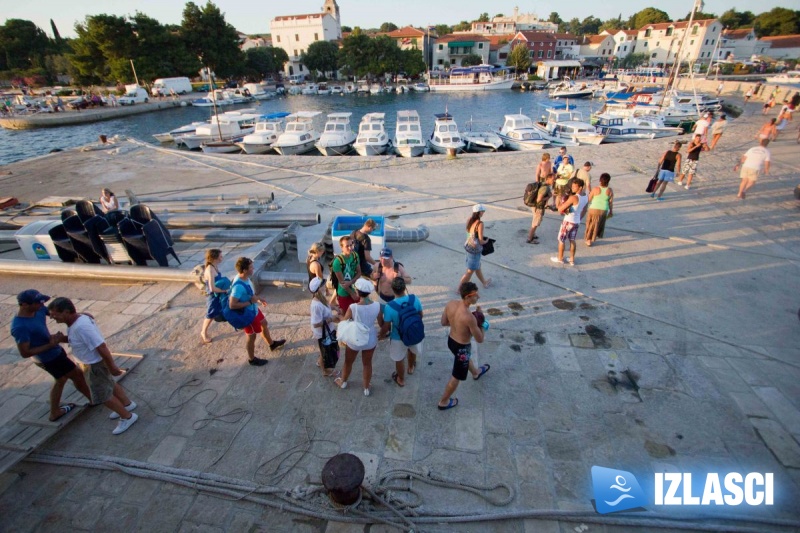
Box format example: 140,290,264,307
740,167,759,183
389,339,423,362
82,362,115,404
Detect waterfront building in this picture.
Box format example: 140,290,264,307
578,34,616,64
467,8,557,35
509,31,556,62
553,33,581,60
486,34,516,65
760,34,800,60
270,0,342,78
384,26,433,68
602,29,639,60
432,34,490,69
634,19,722,67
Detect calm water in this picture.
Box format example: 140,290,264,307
0,90,598,166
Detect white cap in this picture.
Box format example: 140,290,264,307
354,278,373,293
472,204,486,213
309,277,324,293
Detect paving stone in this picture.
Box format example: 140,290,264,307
523,519,561,533
325,522,365,533
185,494,233,527
726,358,771,386
697,356,733,370
625,337,657,353
349,451,379,485
569,334,594,349
550,346,581,372
226,510,260,533
0,511,41,533
753,387,800,438
702,342,746,358
452,408,484,452
96,470,132,497
749,418,800,468
384,417,415,461
69,495,107,530
133,492,194,533
122,477,160,504
147,435,188,466
515,445,549,482
729,391,773,418
177,522,224,533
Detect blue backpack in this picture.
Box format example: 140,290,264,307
220,278,257,330
387,295,425,346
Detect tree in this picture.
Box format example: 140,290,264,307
478,13,490,23
599,15,624,33
719,9,755,30
368,35,402,77
434,24,451,36
0,19,52,71
506,43,531,73
548,12,563,25
580,16,603,35
243,48,274,81
400,48,426,77
461,54,483,67
619,52,648,69
339,30,372,78
181,1,244,79
379,22,398,33
68,14,137,84
678,11,717,21
267,46,288,77
453,20,471,32
753,8,800,37
628,8,670,30
341,25,353,33
300,40,339,80
495,14,504,18
131,14,199,81
566,18,581,35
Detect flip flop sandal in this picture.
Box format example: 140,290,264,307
392,371,404,387
473,364,491,380
437,398,458,411
50,403,76,422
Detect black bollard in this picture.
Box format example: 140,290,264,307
322,453,365,506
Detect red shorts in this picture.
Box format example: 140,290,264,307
337,294,357,314
243,309,266,335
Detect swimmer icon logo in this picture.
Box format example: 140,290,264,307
592,466,648,514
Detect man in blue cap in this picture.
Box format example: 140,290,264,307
371,247,412,305
11,289,91,421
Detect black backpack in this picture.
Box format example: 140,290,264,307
524,182,541,207
376,260,402,279
328,254,345,290
387,295,425,346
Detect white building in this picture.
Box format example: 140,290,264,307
270,0,342,78
468,7,557,35
578,34,616,61
552,33,580,60
759,35,800,60
716,28,770,62
432,34,490,69
635,19,722,67
602,29,639,59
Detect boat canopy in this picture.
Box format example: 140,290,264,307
263,112,291,120
449,65,508,75
433,113,454,120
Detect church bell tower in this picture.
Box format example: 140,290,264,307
322,0,340,22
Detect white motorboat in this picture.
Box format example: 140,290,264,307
316,112,356,156
428,65,514,92
497,114,551,151
369,83,382,95
548,78,594,99
192,89,236,107
593,115,657,142
427,112,465,154
356,81,370,94
330,85,344,95
301,83,319,95
316,83,332,95
153,121,206,144
273,111,323,155
200,140,242,154
666,90,722,112
411,82,429,92
354,112,391,156
536,106,606,145
394,110,425,158
595,100,698,129
180,110,261,150
236,112,290,154
462,131,504,152
395,81,410,93
766,70,800,88
344,82,357,94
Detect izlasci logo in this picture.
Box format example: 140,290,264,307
591,466,648,514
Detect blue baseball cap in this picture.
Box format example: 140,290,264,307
18,289,50,305
379,248,393,258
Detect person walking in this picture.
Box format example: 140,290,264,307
437,282,490,411
381,277,424,387
575,161,593,192
584,173,613,247
676,134,708,190
745,87,754,103
331,235,361,314
526,174,554,244
459,204,491,289
652,141,682,201
229,257,286,366
692,113,711,144
708,114,727,151
734,138,771,199
756,118,777,142
551,178,588,266
774,105,793,139
335,278,383,396
47,297,138,435
371,248,411,305
309,277,339,377
11,290,91,422
535,152,553,183
199,248,226,344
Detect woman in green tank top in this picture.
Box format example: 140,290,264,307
584,173,614,247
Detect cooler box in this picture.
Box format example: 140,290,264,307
14,220,62,261
332,216,385,255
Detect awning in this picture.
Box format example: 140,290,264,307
537,60,581,67
448,41,475,48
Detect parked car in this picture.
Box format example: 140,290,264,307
118,85,149,105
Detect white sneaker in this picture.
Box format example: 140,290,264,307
684,185,690,190
112,412,138,435
550,256,564,264
364,388,370,397
109,401,137,420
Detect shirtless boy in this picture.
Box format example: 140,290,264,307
437,282,491,411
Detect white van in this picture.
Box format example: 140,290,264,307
118,85,149,105
151,77,193,96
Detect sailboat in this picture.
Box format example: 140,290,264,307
200,74,245,154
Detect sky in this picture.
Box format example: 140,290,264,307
5,0,786,38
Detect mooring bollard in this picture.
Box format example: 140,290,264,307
322,453,365,506
98,134,108,144
446,147,457,160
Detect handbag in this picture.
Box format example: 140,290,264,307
464,230,483,255
481,238,496,256
320,321,339,369
645,168,659,193
336,306,371,347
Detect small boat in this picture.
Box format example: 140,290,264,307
236,112,290,154
181,110,261,150
766,70,800,88
428,65,514,92
356,81,370,94
411,82,429,92
354,112,391,156
273,111,323,155
395,80,409,93
301,83,319,96
192,89,235,107
462,119,503,152
369,83,382,95
394,110,425,158
427,113,465,154
666,90,722,112
344,82,357,94
594,115,657,142
200,140,242,154
153,121,207,144
549,78,594,99
497,114,550,151
536,105,606,145
316,112,356,156
317,83,332,95
330,85,344,95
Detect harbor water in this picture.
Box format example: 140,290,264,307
0,90,599,166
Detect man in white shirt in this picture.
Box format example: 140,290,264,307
734,138,771,200
48,297,138,435
692,113,711,144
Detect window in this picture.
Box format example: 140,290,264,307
547,50,551,58
656,42,659,47
538,50,543,58
437,59,443,65
711,39,715,45
315,33,319,41
692,26,698,35
276,35,281,43
623,45,627,52
644,41,648,47
651,52,657,58
690,40,694,45
645,29,651,37
295,34,299,41
666,28,673,36
438,44,443,51
293,49,298,56
478,43,483,49
704,39,708,45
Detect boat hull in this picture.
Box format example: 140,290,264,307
498,136,548,151
354,143,389,156
153,133,173,143
201,141,242,154
237,142,273,154
428,141,465,154
396,145,425,158
429,79,514,92
273,140,318,155
316,143,354,156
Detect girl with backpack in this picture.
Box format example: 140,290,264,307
199,249,226,344
335,278,384,396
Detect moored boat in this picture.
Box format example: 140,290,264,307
316,112,356,156
594,115,657,142
427,113,465,154
180,110,261,150
394,110,425,158
536,105,606,145
354,113,391,156
428,65,514,92
497,114,551,151
273,111,323,155
236,112,291,154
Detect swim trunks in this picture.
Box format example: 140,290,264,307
448,336,471,381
